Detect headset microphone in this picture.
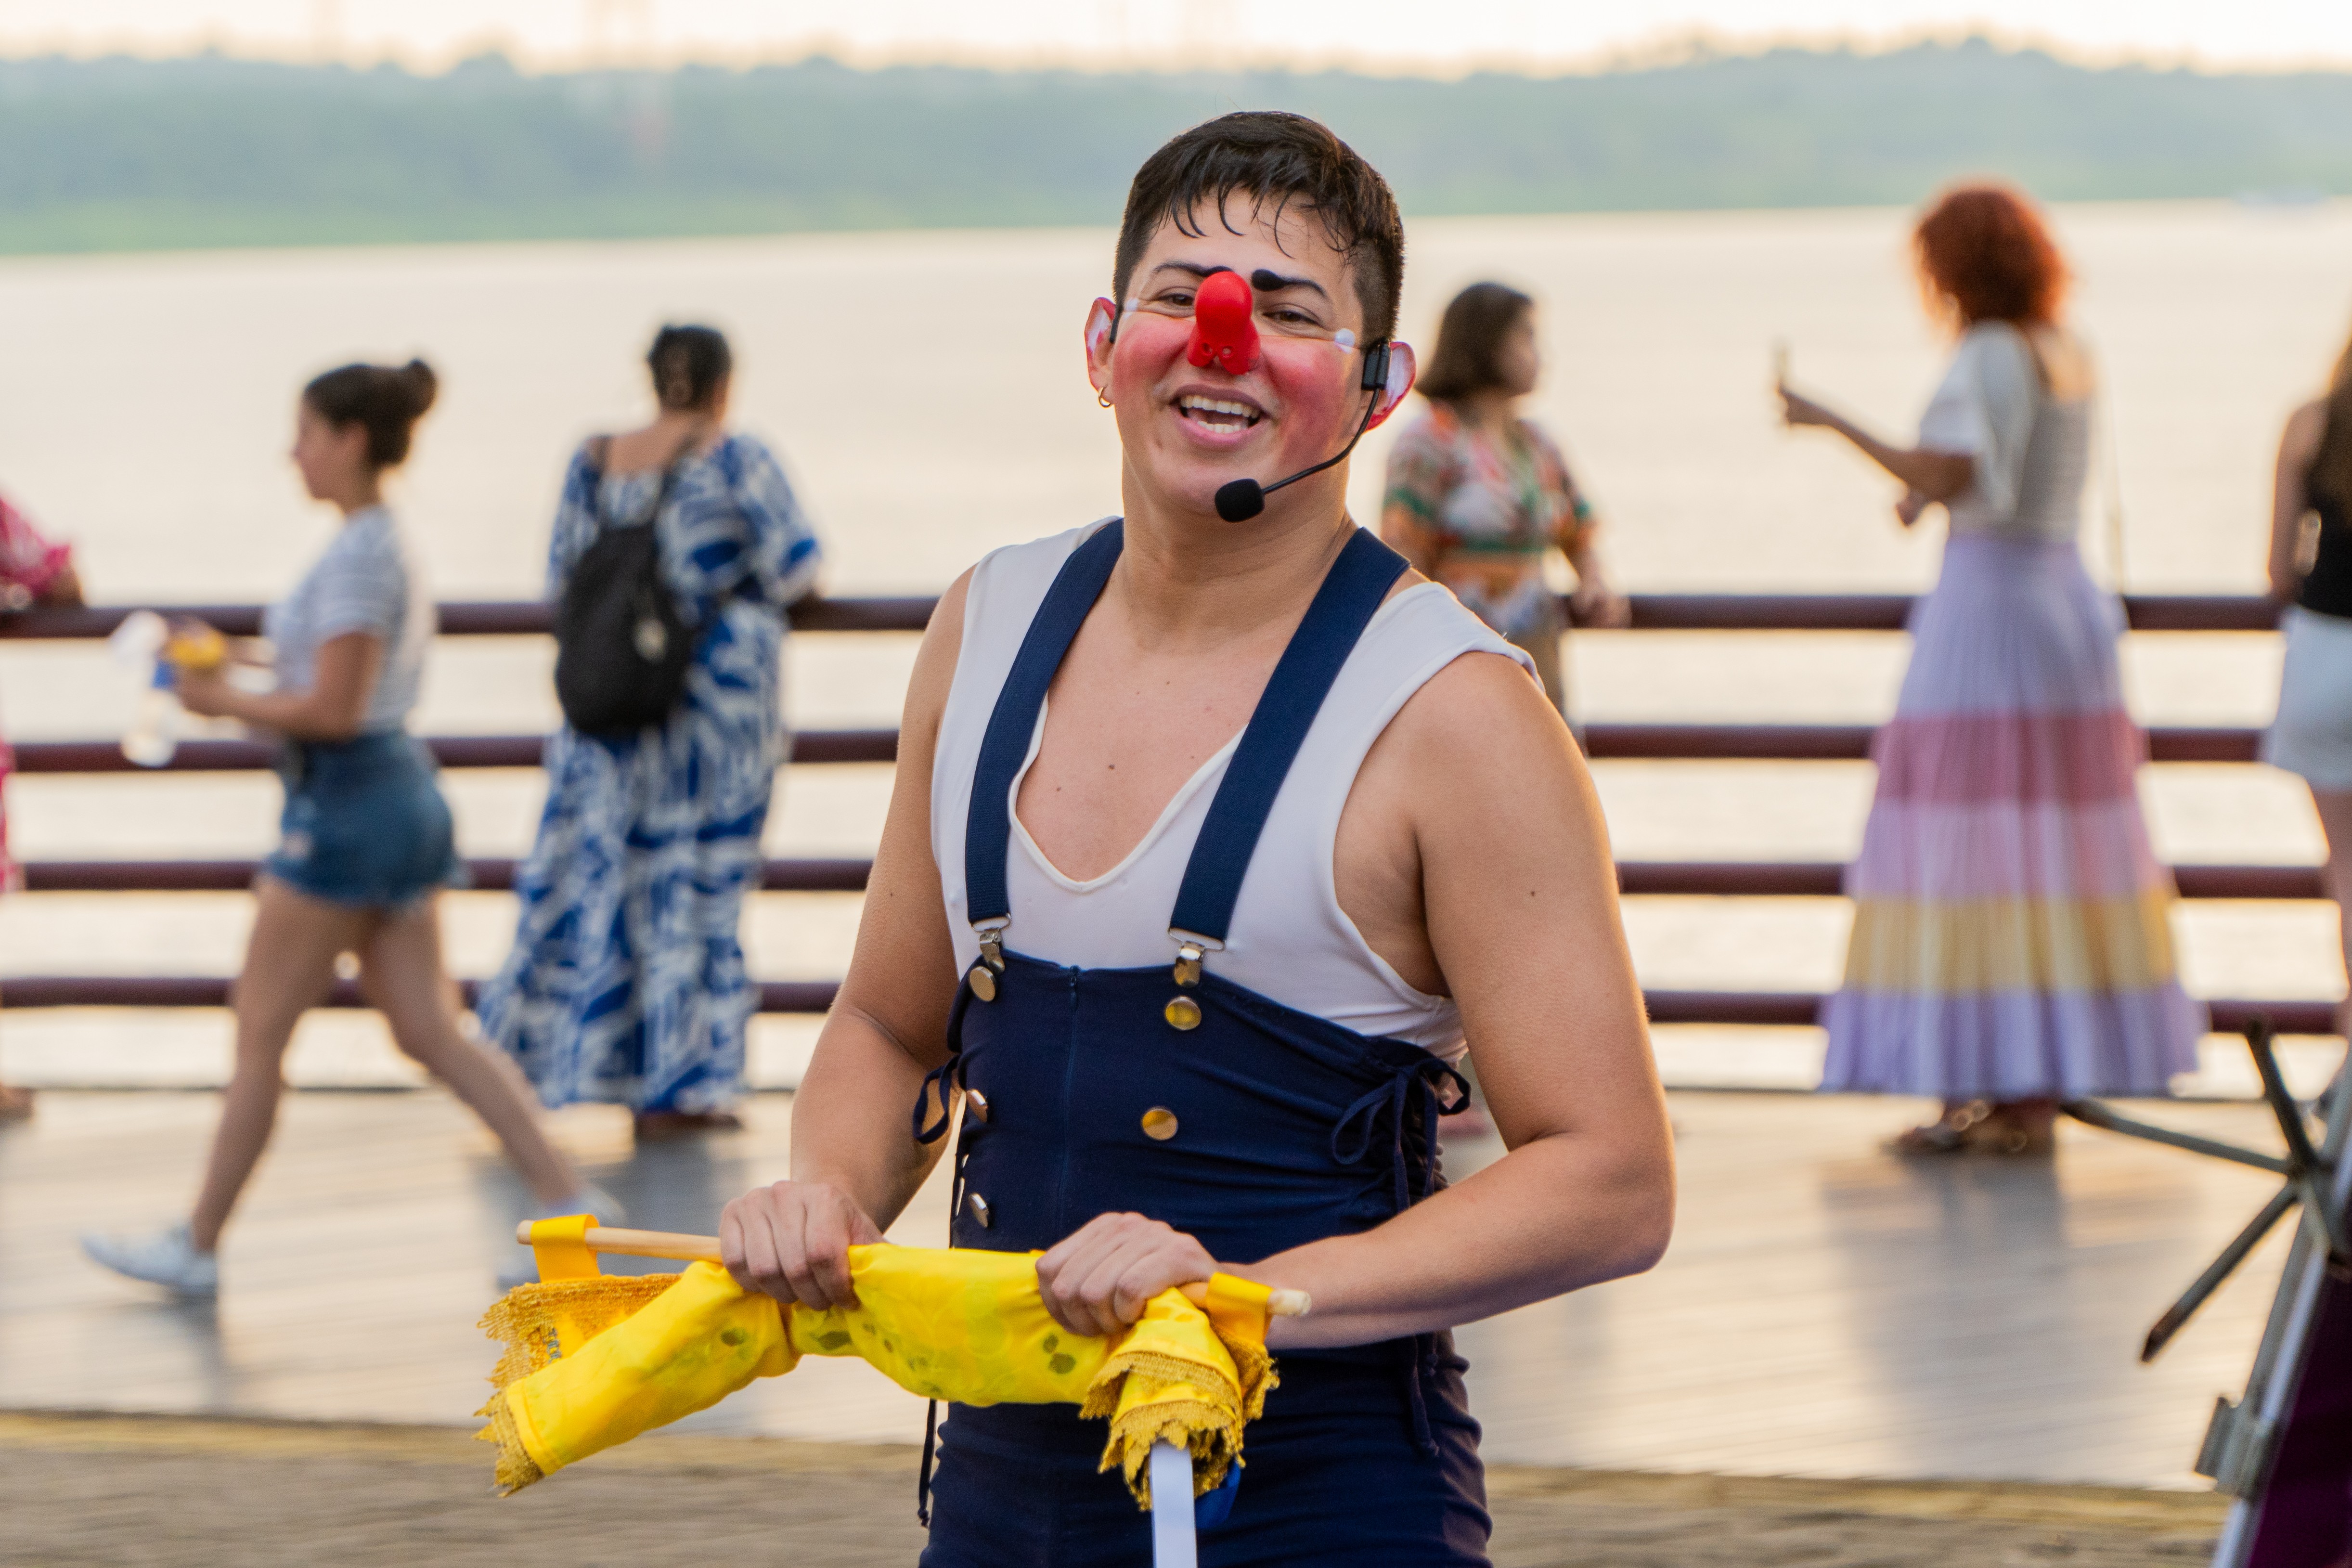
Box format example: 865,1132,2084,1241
1213,340,1393,523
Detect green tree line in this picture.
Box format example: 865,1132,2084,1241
1,38,2347,253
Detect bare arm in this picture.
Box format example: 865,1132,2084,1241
2270,401,2329,602
1561,529,1630,628
1249,654,1670,1345
176,630,382,742
1779,384,1974,503
721,572,973,1307
1034,652,1673,1345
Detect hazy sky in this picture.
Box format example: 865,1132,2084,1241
0,0,2342,75
4,0,2351,74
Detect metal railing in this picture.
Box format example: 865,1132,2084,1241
2,590,2329,1030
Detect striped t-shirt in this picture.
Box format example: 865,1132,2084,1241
263,506,431,734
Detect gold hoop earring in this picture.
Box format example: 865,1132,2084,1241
1097,385,1114,409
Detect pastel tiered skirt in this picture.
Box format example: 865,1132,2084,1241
1821,534,2205,1099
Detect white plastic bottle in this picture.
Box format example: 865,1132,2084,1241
107,609,179,767
121,660,180,768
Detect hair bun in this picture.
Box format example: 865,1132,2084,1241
400,358,439,417
303,359,438,469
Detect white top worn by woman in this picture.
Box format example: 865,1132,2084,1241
262,505,431,734
931,522,1535,1059
1918,321,2094,544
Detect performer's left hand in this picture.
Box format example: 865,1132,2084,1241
1035,1212,1217,1339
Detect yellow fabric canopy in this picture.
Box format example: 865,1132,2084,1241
476,1244,1279,1508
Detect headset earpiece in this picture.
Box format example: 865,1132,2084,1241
1361,342,1391,393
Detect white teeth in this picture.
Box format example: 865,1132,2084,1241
1178,395,1260,422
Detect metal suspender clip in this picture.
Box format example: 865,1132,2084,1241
1167,928,1221,987
970,919,1008,1001
1163,930,1220,1031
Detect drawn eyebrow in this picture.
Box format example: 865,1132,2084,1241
1148,261,1331,300
1250,267,1327,298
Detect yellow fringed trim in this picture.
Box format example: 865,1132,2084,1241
477,1274,680,1387
1083,1343,1279,1507
474,1273,681,1493
1225,1338,1277,1423
473,1388,544,1496
1103,1394,1238,1505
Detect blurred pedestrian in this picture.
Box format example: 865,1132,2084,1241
1382,281,1627,721
0,492,83,1123
81,359,606,1296
1780,184,2201,1154
2262,322,2352,1036
476,325,822,1139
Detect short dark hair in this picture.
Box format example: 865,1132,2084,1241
1416,282,1535,404
648,324,732,412
1113,111,1405,343
303,359,438,469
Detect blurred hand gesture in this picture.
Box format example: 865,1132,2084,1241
1572,578,1632,629
1777,384,1836,430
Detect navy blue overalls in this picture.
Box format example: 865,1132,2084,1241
914,522,1491,1567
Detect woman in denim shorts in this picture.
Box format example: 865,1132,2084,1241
83,360,612,1298
2263,324,2352,1038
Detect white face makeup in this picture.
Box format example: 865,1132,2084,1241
1122,263,1355,346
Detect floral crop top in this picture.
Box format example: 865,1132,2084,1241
1382,404,1594,559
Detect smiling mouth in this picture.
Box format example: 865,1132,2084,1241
1177,395,1262,431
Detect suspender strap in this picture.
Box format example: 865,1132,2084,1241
962,521,1407,949
1167,528,1408,945
963,520,1124,928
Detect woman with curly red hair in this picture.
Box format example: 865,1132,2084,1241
1780,183,2201,1154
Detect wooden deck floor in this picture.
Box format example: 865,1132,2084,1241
0,1086,2308,1489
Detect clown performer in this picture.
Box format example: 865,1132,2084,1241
721,112,1673,1565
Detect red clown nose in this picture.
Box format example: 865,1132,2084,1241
1186,269,1260,375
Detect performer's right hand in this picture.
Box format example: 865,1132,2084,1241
720,1180,885,1310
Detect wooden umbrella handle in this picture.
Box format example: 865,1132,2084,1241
517,1222,721,1262
516,1222,1311,1316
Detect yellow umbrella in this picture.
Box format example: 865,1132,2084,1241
476,1217,1305,1512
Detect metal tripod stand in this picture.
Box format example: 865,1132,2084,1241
2063,1019,2352,1566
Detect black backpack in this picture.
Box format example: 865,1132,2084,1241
553,438,697,736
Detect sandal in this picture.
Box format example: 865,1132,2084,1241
1888,1101,1991,1155
1975,1104,2055,1157
1888,1100,2055,1157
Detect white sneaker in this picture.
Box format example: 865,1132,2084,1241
82,1222,219,1298
497,1184,628,1291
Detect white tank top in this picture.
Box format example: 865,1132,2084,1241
931,522,1536,1056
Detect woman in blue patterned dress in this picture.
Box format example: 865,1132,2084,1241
478,326,822,1138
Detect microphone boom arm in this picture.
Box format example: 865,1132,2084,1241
1214,343,1393,524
